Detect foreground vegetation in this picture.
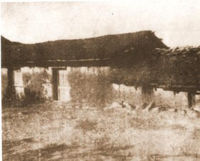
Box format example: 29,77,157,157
2,101,200,161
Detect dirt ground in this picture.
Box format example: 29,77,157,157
2,101,200,161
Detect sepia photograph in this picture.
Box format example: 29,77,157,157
1,1,200,160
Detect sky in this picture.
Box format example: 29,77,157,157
1,0,200,47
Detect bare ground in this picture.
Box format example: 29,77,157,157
2,102,200,161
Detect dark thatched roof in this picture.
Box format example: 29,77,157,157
2,30,167,67
155,46,200,56
110,46,200,90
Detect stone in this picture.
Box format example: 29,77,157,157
168,108,176,112
187,109,198,118
151,107,160,113
104,102,121,111
146,102,156,111
193,106,200,112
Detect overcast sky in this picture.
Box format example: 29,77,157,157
1,0,200,47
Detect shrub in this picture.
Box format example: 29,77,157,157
68,70,114,107
2,69,51,107
22,69,51,105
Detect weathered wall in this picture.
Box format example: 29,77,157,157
2,66,199,108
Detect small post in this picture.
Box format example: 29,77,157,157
6,67,16,100
52,68,59,100
141,85,154,104
187,92,195,108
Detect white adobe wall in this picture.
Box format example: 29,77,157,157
58,69,71,102
14,69,24,98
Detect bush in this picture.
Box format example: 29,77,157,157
68,70,114,107
22,69,51,105
2,69,51,107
